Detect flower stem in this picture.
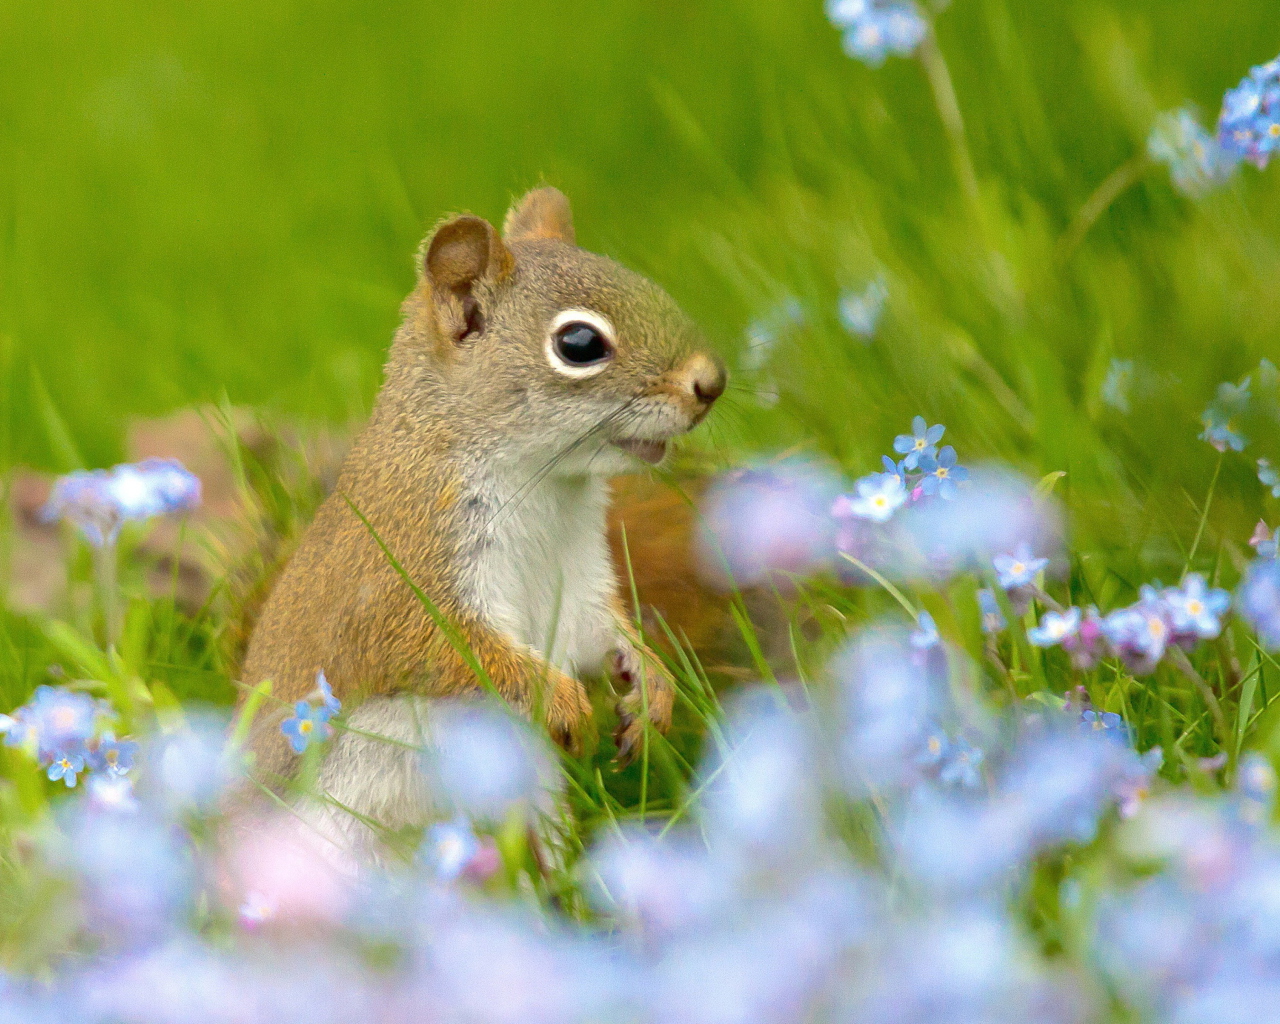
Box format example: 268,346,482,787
1057,154,1155,262
917,31,983,225
1182,452,1223,584
94,540,122,648
1168,645,1229,754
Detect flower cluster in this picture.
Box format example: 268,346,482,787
1027,574,1231,675
1147,107,1237,196
832,416,968,537
825,0,928,67
1218,54,1280,169
41,458,201,547
0,685,136,789
279,670,342,753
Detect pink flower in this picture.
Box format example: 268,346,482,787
221,813,357,929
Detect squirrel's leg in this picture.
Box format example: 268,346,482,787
433,618,595,755
609,603,676,766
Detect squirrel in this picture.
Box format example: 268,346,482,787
238,186,725,849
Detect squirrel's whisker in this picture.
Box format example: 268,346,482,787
483,397,642,532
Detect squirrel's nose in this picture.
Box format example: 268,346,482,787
684,352,727,407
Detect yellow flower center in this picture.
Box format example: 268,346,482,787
936,467,949,479
1010,562,1025,577
927,737,941,755
1148,618,1167,642
299,719,313,735
1186,599,1204,617
914,438,927,451
1270,123,1280,138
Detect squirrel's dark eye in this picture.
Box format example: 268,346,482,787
545,309,616,377
553,322,611,365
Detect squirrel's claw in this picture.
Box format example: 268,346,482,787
610,643,675,767
613,706,641,768
544,669,593,758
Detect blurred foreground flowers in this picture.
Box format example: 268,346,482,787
5,627,1280,1024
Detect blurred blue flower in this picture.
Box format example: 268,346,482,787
313,669,342,715
1080,709,1132,746
28,685,99,759
698,462,842,588
1260,459,1280,498
90,734,138,777
47,750,85,787
1240,558,1280,649
893,416,945,471
977,589,1006,634
40,458,201,547
899,468,1063,583
1237,752,1277,827
992,542,1048,590
1251,521,1279,560
1148,107,1238,195
1102,587,1173,675
916,725,948,767
423,817,483,882
60,806,193,943
1200,408,1248,452
829,1,928,67
700,692,825,863
144,714,239,813
87,773,138,813
421,701,559,823
1164,573,1231,641
1218,55,1280,169
837,275,889,339
588,831,735,938
835,630,944,793
909,610,939,650
917,445,967,499
1028,607,1081,647
1200,379,1251,452
1101,358,1135,413
281,701,335,754
938,738,984,789
836,471,906,523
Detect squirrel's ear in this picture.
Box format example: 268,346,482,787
421,215,514,343
503,186,575,245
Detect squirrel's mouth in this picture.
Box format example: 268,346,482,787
611,438,668,465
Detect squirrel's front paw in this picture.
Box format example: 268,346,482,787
543,669,594,757
611,645,675,767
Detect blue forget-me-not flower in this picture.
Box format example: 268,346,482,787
280,701,335,754
1260,459,1280,498
918,446,967,500
894,416,945,471
827,0,928,67
993,543,1048,590
1218,55,1280,169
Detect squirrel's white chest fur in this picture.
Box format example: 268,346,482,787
459,466,618,676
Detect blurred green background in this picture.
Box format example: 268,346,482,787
1,0,1279,579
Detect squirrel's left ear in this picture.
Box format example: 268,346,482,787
503,186,575,245
421,215,514,344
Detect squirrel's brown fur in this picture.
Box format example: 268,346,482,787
239,188,725,790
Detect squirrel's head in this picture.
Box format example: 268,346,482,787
394,187,725,474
